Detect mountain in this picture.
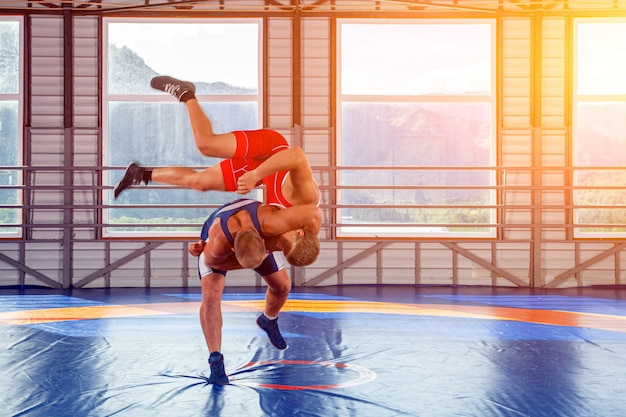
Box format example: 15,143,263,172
108,44,256,94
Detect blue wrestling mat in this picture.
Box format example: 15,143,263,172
1,285,626,416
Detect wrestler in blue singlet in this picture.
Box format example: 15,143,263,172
197,199,286,278
201,199,264,244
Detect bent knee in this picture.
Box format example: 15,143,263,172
271,281,292,295
189,172,217,191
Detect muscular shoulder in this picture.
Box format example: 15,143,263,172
257,204,281,218
283,174,320,206
206,228,233,261
257,205,283,235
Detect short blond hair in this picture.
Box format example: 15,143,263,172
234,229,266,269
285,230,320,267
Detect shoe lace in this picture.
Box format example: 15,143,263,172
163,83,180,96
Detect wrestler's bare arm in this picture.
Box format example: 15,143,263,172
236,147,319,202
194,234,247,271
260,204,322,236
188,219,235,261
188,237,246,270
206,219,237,261
188,240,205,257
204,253,245,271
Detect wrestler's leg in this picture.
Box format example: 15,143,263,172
261,269,292,317
200,271,226,353
150,75,238,158
201,272,229,383
184,98,238,158
151,164,227,192
256,269,291,350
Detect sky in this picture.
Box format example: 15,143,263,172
106,19,493,95
339,22,493,95
107,20,260,88
104,19,626,96
577,21,626,95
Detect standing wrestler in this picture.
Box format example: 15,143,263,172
114,75,320,209
188,198,321,384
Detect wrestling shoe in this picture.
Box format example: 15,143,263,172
113,162,146,199
256,314,288,350
207,351,229,385
150,76,195,102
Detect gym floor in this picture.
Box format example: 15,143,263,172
2,284,626,417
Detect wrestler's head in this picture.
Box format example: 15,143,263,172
280,229,320,267
234,228,266,269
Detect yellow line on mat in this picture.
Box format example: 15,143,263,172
0,305,169,325
2,299,626,334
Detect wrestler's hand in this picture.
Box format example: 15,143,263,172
188,240,206,257
236,170,260,194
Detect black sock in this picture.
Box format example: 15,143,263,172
180,90,195,103
143,170,152,183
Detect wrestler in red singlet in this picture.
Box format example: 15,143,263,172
219,129,291,207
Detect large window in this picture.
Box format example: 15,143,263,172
0,17,23,238
337,20,496,238
103,18,262,237
574,19,626,237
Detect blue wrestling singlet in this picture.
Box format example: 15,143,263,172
198,199,285,278
201,199,264,244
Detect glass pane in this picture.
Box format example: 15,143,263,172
0,101,19,234
574,102,626,234
577,22,626,95
0,101,19,166
108,101,259,209
107,197,229,236
104,19,262,236
575,170,626,234
0,21,19,94
108,101,257,165
341,102,492,167
107,21,259,94
339,102,493,232
340,22,492,95
575,102,626,167
338,21,495,237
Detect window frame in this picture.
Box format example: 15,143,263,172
0,16,24,239
101,17,264,239
336,18,497,239
573,18,626,239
